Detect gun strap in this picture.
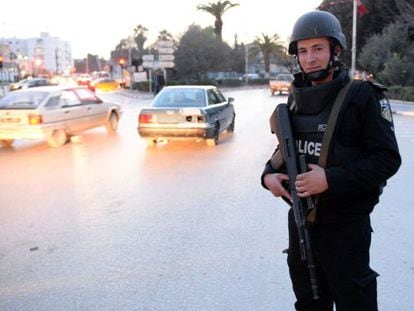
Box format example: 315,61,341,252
318,79,353,168
307,79,353,224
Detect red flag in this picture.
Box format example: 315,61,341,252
356,0,369,16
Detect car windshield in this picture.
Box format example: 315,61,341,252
277,75,294,81
0,91,48,109
152,88,206,108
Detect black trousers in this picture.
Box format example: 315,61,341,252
287,209,379,311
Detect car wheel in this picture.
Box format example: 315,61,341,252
106,112,119,133
206,123,219,146
0,139,14,147
227,114,235,133
47,129,68,147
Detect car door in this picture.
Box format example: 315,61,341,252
73,88,107,128
206,88,232,131
60,90,91,133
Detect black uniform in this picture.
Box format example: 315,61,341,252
261,68,401,310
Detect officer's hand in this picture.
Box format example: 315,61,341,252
264,173,292,201
295,164,328,197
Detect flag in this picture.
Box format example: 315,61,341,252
356,0,369,16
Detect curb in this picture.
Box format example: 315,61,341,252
392,110,414,117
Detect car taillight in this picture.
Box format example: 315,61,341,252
28,114,43,125
139,114,155,123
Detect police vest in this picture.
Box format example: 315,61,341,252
290,102,332,165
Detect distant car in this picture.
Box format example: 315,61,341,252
240,73,261,80
0,86,122,148
138,85,236,146
9,77,51,91
269,73,294,95
90,78,120,92
76,74,92,87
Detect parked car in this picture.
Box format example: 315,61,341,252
9,77,51,91
138,85,236,146
0,85,122,148
89,78,120,92
240,73,261,80
269,73,294,95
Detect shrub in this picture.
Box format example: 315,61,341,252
386,86,414,102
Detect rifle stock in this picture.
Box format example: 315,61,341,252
270,103,319,300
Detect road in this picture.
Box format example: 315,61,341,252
0,88,413,310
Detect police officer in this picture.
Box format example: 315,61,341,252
261,10,401,311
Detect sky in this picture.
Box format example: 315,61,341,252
1,0,322,59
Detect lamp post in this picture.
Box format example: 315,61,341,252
245,43,249,84
119,58,125,88
34,58,42,77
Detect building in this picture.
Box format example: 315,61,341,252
0,32,73,81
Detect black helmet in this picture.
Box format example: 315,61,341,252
288,11,347,55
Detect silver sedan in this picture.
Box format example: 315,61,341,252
0,85,122,147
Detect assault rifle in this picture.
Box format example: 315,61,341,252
269,103,319,300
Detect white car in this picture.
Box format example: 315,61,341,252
0,86,122,147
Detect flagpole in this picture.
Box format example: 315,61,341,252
351,0,357,77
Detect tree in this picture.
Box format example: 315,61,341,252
196,1,239,40
174,25,232,80
250,33,285,78
157,30,175,43
380,53,414,87
318,0,402,66
359,21,413,85
133,25,148,58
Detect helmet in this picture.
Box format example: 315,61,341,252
288,11,347,55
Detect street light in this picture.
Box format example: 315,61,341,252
35,58,42,77
119,58,125,88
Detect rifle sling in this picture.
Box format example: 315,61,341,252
318,79,353,168
308,79,353,223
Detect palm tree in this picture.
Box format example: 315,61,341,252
250,33,286,78
197,1,239,40
133,25,148,58
157,30,174,42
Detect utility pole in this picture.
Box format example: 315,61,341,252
351,0,357,78
245,43,249,84
55,48,59,75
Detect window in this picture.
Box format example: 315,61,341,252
44,96,61,109
207,89,221,105
61,90,81,107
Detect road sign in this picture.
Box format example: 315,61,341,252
142,61,153,68
142,54,154,61
159,61,175,69
157,40,174,49
158,55,175,61
158,48,174,54
133,72,147,82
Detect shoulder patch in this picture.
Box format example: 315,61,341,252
379,98,393,122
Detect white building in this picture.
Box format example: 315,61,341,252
0,32,73,80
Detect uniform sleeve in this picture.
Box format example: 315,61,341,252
324,82,401,197
261,147,280,190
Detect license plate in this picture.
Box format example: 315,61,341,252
0,117,21,123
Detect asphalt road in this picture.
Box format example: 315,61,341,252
0,88,413,310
